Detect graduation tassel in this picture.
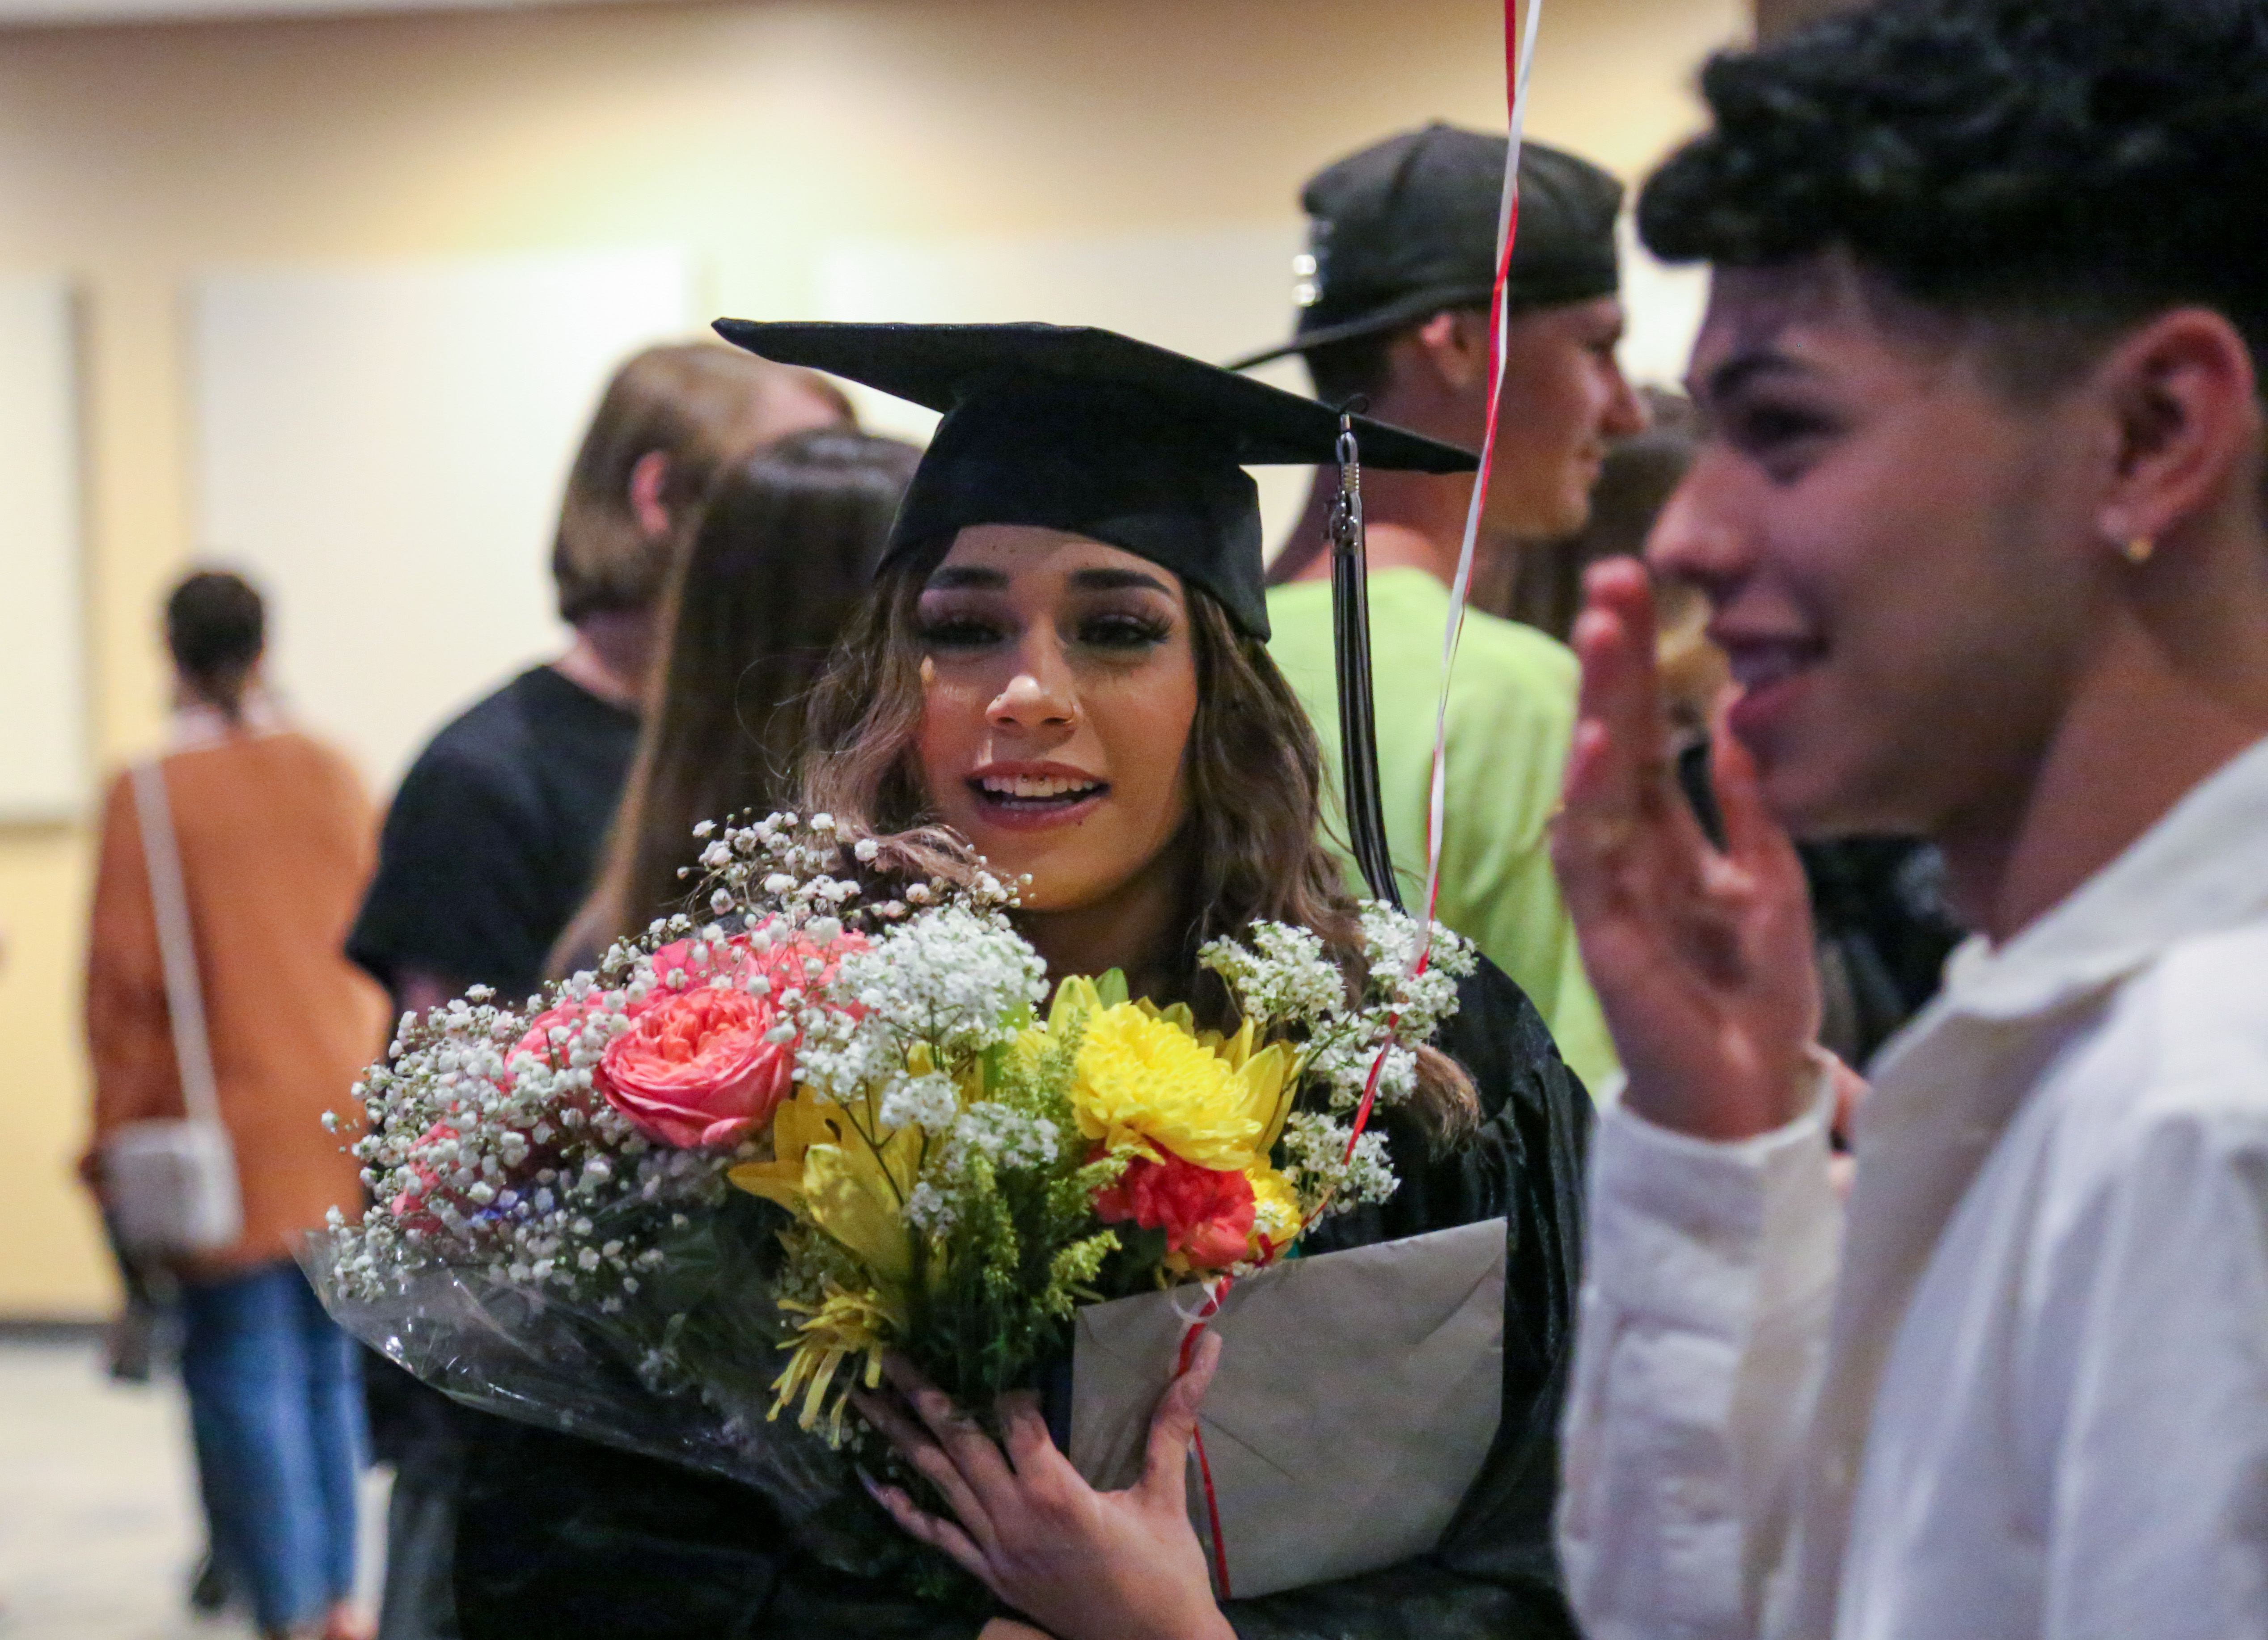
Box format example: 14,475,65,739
1329,411,1404,910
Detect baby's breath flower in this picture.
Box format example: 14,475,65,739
877,1070,960,1135
945,1103,1059,1171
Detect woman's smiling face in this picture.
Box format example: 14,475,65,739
912,524,1200,913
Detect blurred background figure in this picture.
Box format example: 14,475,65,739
1249,123,1645,1091
552,427,925,969
1511,392,1965,1069
341,343,852,1640
82,568,388,1640
449,427,922,1640
1496,387,1720,725
347,344,854,1019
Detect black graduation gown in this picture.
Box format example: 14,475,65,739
451,956,1591,1640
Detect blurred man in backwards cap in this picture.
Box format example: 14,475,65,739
1244,123,1644,1091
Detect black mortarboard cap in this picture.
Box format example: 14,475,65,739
712,320,1477,640
1227,124,1624,371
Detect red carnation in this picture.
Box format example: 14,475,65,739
1094,1153,1256,1271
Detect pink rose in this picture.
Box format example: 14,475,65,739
508,936,765,1087
1094,1153,1256,1272
645,927,866,1006
646,935,755,993
509,936,768,1082
597,986,795,1149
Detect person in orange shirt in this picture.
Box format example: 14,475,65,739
84,569,387,1640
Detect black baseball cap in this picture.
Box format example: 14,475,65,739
712,320,1477,640
1227,123,1625,371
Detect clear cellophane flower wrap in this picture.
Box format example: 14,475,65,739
309,811,1475,1592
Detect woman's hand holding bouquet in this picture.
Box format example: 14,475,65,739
858,1338,1234,1640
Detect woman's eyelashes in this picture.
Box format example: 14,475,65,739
1073,606,1174,652
915,600,1007,652
916,598,1175,657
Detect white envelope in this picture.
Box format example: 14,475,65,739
1069,1216,1506,1599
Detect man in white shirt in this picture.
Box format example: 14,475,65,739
1548,1,2268,1636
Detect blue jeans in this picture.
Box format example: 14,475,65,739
180,1260,366,1632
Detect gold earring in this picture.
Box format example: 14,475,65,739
2121,534,2156,566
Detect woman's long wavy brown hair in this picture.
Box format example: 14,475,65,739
800,561,1477,1142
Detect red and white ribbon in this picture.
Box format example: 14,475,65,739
1421,0,1544,946
1338,0,1542,1171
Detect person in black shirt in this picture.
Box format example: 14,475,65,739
345,342,851,1640
349,344,853,1013
348,665,638,1008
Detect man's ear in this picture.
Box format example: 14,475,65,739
2092,307,2264,550
1409,308,1494,396
627,449,673,541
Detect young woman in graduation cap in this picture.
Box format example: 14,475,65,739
779,319,1587,1640
454,322,1590,1640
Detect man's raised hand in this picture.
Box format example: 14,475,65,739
1551,558,1822,1140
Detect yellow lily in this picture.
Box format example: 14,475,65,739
729,1084,924,1289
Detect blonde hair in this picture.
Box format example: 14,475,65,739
550,344,853,624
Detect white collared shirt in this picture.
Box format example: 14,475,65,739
1557,734,2268,1640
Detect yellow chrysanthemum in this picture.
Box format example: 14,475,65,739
770,1280,903,1442
1070,1000,1292,1171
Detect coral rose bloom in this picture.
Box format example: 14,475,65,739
598,986,792,1149
1095,1153,1256,1271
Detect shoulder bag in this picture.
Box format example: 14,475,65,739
102,758,244,1257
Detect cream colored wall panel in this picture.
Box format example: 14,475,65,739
1619,218,1712,390
190,247,693,794
0,276,87,823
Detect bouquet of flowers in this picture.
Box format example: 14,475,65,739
312,810,1472,1576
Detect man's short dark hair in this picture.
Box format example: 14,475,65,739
1302,303,1490,409
1303,324,1406,410
1639,0,2268,387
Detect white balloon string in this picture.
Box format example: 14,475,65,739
1413,0,1544,975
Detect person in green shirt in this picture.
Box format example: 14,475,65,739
1234,124,1646,1091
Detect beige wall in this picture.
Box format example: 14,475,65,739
0,0,1742,1315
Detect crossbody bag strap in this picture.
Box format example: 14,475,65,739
130,758,225,1131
